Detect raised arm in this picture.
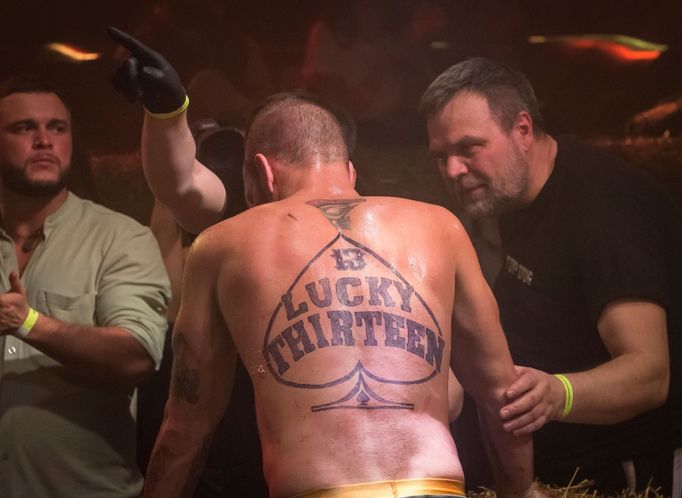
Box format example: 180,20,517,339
143,231,237,498
448,220,535,498
108,27,227,233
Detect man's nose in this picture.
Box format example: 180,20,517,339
443,156,468,179
33,127,52,148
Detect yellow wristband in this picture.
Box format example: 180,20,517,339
554,374,574,418
15,307,39,338
145,95,189,119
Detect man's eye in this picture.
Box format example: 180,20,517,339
12,124,32,133
50,123,69,133
461,145,476,158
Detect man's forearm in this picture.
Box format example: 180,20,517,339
456,358,535,497
502,301,670,434
560,353,669,424
142,113,226,233
476,390,535,498
144,418,215,498
18,313,155,387
501,354,669,436
141,112,196,205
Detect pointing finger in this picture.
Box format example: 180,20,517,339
107,26,162,66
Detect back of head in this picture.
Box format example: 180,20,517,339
420,57,545,134
244,92,350,169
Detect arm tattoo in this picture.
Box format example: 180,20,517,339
171,333,200,404
306,198,366,229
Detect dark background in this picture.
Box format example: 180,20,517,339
2,1,682,493
2,0,682,152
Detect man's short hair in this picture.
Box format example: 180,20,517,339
244,92,350,168
420,57,545,134
0,75,71,112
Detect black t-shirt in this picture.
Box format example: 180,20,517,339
495,136,682,480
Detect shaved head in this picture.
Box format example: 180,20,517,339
244,93,349,169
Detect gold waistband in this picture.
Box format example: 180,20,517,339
289,477,466,498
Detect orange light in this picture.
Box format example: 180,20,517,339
563,39,662,61
45,43,101,62
529,35,667,62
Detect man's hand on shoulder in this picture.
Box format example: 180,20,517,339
107,27,187,115
499,366,566,436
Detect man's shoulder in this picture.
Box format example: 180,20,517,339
202,195,463,237
554,136,674,215
366,195,459,221
67,193,149,231
556,136,662,194
196,195,463,246
60,193,154,247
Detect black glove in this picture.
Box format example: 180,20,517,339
107,26,187,115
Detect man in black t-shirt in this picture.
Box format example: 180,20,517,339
421,57,682,496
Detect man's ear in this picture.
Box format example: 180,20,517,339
254,153,276,196
513,111,534,152
348,160,357,188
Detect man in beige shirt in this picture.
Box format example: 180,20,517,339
0,75,170,497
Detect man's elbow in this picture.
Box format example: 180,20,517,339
162,185,225,233
118,354,156,389
648,364,670,409
631,363,670,416
124,352,155,387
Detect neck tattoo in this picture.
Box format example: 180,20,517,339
306,199,366,229
21,227,45,253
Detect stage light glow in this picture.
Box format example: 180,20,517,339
528,34,667,62
44,43,101,62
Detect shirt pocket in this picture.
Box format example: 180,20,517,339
37,290,97,326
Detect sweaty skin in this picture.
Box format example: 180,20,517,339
144,184,532,498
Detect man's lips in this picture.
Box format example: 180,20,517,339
29,154,59,165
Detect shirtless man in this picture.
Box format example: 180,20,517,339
141,92,534,498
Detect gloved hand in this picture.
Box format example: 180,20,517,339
107,26,187,115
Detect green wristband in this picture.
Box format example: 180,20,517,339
554,374,574,418
15,307,39,338
145,95,189,119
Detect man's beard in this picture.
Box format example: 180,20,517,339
455,143,529,219
1,161,70,197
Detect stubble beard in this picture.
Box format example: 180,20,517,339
0,159,70,197
456,143,529,220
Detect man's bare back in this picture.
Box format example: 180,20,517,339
143,93,533,498
215,194,463,496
